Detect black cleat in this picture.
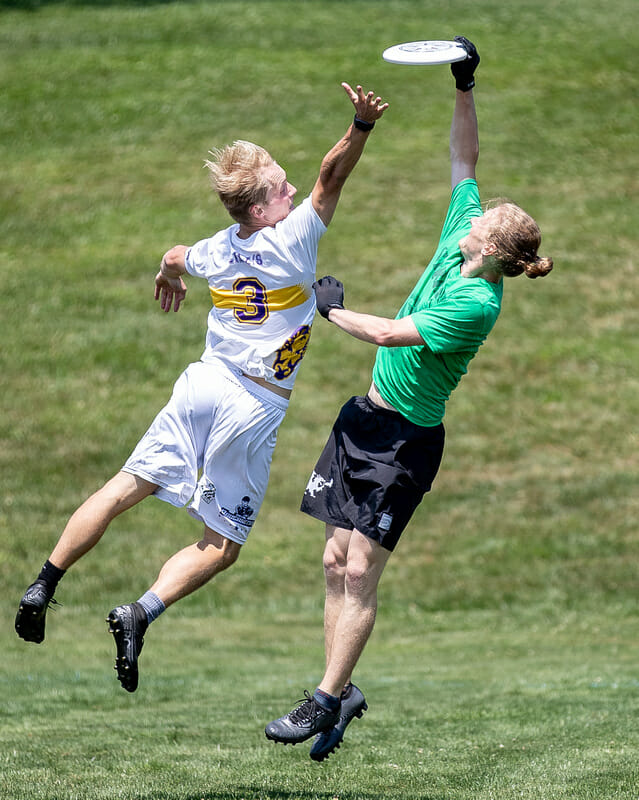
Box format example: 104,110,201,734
310,683,368,762
15,581,59,644
106,602,148,693
265,691,341,744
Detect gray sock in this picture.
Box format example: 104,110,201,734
137,591,166,624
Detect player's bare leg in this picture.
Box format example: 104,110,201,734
306,526,375,760
148,526,241,608
319,529,390,698
266,529,388,748
50,472,158,569
16,472,156,644
108,526,241,691
322,525,351,672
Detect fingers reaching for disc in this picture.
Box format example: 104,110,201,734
342,82,389,122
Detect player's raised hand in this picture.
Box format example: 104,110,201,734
342,82,389,126
451,36,480,92
155,270,187,313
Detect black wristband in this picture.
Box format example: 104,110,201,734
353,115,375,132
456,77,475,92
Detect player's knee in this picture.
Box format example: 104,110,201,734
99,472,156,514
201,528,242,570
221,539,241,569
344,557,377,602
323,540,347,581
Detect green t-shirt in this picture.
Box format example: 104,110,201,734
372,179,502,427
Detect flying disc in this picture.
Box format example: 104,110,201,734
382,40,468,66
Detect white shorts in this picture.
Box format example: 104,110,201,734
122,359,288,545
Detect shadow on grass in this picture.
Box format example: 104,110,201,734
164,789,446,800
2,0,203,8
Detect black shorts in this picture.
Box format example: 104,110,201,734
300,395,445,551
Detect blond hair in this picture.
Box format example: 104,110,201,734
204,141,276,225
486,202,553,279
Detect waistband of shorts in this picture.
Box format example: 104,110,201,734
362,393,404,418
367,381,400,413
243,372,292,401
237,371,290,410
194,358,290,410
362,388,445,433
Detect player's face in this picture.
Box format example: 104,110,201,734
459,206,502,260
260,164,297,226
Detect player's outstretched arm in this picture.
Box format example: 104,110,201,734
313,275,424,347
311,83,389,227
155,245,188,313
450,36,480,189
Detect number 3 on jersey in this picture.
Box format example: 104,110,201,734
233,277,268,324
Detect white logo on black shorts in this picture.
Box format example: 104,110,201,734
305,470,334,498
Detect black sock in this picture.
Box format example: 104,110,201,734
313,688,341,711
37,560,66,594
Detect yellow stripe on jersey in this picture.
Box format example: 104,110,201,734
209,282,310,312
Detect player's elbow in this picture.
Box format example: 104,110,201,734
372,317,424,348
163,245,188,273
319,154,351,194
373,320,401,347
322,173,348,201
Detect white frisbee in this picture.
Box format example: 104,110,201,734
382,40,467,66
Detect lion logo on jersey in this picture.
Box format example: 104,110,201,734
272,324,311,380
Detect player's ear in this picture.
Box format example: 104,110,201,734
249,203,264,220
481,241,497,257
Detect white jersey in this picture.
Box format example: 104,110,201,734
185,196,327,391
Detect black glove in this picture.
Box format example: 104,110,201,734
451,36,480,92
313,275,344,319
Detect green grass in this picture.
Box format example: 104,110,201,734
1,1,639,798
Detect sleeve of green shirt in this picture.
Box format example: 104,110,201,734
411,295,499,354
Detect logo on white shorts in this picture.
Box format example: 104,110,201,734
305,470,334,499
201,482,217,504
220,496,256,530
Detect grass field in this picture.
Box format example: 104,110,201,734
1,1,638,798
